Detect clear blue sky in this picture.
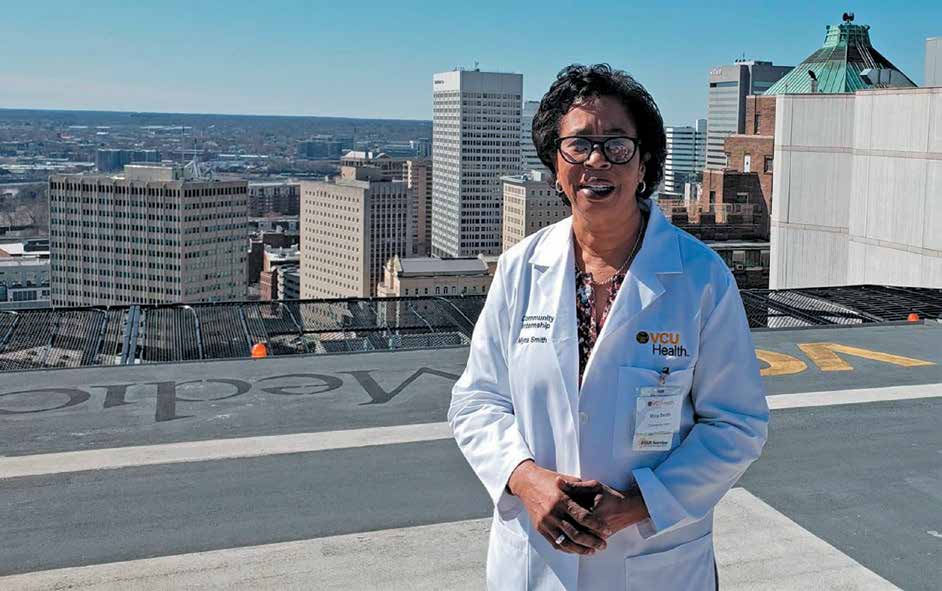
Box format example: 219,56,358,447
1,1,938,125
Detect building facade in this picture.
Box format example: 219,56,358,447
432,69,523,257
406,159,433,256
95,149,161,173
247,182,300,217
501,170,570,252
663,119,707,198
706,60,791,170
0,257,49,305
48,165,248,306
770,87,942,289
340,151,407,182
520,100,544,172
928,37,942,87
377,255,493,298
300,166,411,299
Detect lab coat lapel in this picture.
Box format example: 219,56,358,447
589,203,683,363
529,217,579,411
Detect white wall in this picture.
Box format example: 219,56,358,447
770,88,942,289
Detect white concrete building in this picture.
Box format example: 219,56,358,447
663,119,707,198
432,69,522,257
770,87,942,288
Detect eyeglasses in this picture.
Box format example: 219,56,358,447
556,136,640,165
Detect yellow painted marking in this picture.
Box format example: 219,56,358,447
797,343,936,372
755,349,808,377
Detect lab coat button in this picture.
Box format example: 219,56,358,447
579,412,589,424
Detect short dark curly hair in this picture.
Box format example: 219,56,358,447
532,64,666,205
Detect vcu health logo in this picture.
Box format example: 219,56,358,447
636,331,689,357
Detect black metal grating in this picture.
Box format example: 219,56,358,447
795,285,942,324
0,287,939,373
96,309,127,366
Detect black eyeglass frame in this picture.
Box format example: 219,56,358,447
555,135,642,165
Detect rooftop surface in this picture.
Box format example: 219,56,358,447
1,287,939,589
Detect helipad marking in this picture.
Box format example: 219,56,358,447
1,383,940,480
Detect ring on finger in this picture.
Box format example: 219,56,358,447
554,533,567,545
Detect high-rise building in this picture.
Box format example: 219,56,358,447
340,151,407,181
663,119,707,198
300,166,412,298
501,170,570,253
247,181,300,217
432,69,522,257
95,149,161,173
48,164,248,307
705,60,791,170
406,159,432,256
520,100,544,172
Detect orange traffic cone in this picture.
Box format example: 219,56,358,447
251,343,268,358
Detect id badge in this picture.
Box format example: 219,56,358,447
632,385,683,452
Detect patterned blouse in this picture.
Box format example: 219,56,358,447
575,267,626,386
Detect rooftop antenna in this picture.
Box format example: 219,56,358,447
474,60,479,71
843,12,854,22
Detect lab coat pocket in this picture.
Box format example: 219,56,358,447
486,517,528,590
614,366,694,460
625,531,716,591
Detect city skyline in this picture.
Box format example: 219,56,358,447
2,1,939,125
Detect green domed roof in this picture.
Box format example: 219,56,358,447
764,16,916,95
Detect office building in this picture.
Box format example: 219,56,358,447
48,164,248,306
248,182,300,216
406,159,433,256
96,149,161,173
377,254,493,298
706,60,791,170
432,69,523,257
501,170,570,252
296,135,353,160
521,100,544,172
300,166,411,298
278,266,300,300
340,151,407,181
663,119,707,198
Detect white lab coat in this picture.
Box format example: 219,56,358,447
448,200,769,590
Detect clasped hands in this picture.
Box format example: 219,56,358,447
507,460,650,556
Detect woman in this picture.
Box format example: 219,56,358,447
448,64,769,590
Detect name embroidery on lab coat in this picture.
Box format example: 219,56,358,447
517,314,554,344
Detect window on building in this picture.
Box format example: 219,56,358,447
764,156,773,173
709,191,716,204
743,154,751,173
